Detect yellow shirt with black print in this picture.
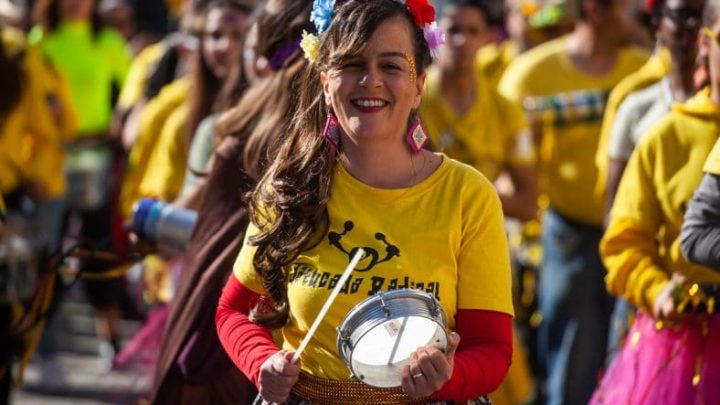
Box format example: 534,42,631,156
233,156,514,380
601,88,720,314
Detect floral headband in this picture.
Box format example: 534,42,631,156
300,0,445,62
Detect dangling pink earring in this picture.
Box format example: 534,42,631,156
323,113,342,150
406,119,428,154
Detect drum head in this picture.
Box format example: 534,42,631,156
349,315,447,388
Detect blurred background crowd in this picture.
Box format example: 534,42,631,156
1,0,717,403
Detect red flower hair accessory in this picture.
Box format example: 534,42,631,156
405,0,435,26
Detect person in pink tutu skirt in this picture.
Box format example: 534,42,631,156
592,0,720,403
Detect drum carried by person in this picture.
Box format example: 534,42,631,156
215,1,515,404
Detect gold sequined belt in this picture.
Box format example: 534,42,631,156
291,372,428,405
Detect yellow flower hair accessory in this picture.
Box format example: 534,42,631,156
301,30,321,62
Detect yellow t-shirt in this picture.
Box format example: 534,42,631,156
594,48,672,199
498,36,649,226
137,102,189,202
476,40,519,90
116,40,167,109
119,77,189,219
601,88,720,314
22,53,78,197
0,27,57,193
420,64,533,182
233,156,514,379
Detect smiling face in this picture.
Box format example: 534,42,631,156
202,5,248,79
320,15,425,149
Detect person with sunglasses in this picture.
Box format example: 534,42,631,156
600,0,704,364
591,1,720,402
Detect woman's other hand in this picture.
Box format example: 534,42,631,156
401,332,461,398
653,272,687,321
258,351,301,404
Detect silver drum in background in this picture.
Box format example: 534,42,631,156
0,214,40,303
131,198,198,251
65,146,112,211
336,289,448,388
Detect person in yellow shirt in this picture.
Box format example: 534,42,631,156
421,0,538,222
136,0,252,205
593,6,720,401
119,77,190,219
216,1,514,403
498,0,649,402
0,23,59,404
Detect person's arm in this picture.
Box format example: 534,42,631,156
429,309,512,400
432,176,514,400
604,159,628,227
216,274,280,386
601,139,668,314
499,162,538,221
681,172,720,271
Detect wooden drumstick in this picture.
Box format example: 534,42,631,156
291,248,365,364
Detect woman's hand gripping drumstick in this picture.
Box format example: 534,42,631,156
259,249,365,405
401,331,461,398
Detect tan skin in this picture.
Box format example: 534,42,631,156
604,0,704,224
653,20,720,320
438,5,538,221
257,17,462,403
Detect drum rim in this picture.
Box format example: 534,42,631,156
336,289,448,385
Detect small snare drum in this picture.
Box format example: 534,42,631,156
336,289,448,388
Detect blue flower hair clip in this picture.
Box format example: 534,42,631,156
301,0,445,62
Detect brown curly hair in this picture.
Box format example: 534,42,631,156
247,0,433,328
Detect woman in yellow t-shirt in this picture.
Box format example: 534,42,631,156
216,1,514,404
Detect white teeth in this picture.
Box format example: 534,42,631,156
354,99,386,107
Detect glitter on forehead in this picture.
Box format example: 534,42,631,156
405,53,416,84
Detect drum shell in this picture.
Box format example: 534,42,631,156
131,198,197,250
336,289,448,387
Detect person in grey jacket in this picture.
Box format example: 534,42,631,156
681,167,720,271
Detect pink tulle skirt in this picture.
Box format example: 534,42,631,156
590,311,720,405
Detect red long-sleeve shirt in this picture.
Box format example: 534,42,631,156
216,275,512,401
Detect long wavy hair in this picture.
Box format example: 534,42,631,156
247,0,433,328
215,0,314,180
185,0,255,151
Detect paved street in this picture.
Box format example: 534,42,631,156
10,284,152,405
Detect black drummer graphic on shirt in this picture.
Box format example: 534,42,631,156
287,219,442,299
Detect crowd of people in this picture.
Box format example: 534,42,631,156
2,0,720,404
